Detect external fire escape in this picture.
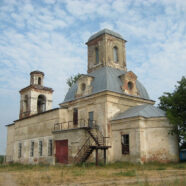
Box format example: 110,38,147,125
53,119,111,165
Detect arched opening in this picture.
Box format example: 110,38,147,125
95,47,99,65
37,95,46,113
81,83,86,91
24,95,29,112
38,77,41,85
128,81,133,90
113,46,118,63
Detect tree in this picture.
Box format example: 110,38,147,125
158,76,186,149
66,73,81,88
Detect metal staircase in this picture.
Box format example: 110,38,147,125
74,126,110,164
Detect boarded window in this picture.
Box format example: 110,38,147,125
113,46,118,63
48,139,53,156
18,143,22,158
95,47,99,64
39,141,43,156
121,134,129,155
30,141,34,157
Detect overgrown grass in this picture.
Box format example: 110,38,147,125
113,170,136,177
1,161,186,171
0,162,186,186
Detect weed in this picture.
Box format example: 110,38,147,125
156,167,166,170
72,168,85,176
174,164,185,169
113,170,136,177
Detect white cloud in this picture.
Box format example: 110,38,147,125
100,22,114,30
0,0,186,154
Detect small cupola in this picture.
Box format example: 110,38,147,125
30,71,44,86
120,71,139,96
76,74,94,98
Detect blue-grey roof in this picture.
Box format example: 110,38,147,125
112,104,165,120
63,67,150,103
87,29,125,42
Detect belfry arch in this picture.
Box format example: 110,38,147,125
37,95,46,113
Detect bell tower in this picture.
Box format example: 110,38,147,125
86,29,127,73
19,71,53,119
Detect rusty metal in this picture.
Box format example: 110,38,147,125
53,119,97,132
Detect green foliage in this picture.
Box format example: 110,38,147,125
158,76,186,148
66,73,81,88
113,170,136,177
0,156,4,164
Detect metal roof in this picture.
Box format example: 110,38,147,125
63,67,150,103
30,70,44,76
112,104,166,121
87,29,125,42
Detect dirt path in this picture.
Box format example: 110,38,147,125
78,175,185,185
0,172,17,186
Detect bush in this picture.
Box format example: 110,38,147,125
0,156,5,164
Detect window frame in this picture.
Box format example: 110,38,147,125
121,134,129,155
48,139,53,156
113,46,119,63
38,77,41,85
18,142,22,158
95,47,99,65
30,141,34,157
39,140,43,157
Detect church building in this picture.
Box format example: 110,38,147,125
6,29,179,164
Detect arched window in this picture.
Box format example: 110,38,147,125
95,47,99,65
24,95,29,112
113,46,118,63
81,83,86,91
37,95,46,113
38,77,41,85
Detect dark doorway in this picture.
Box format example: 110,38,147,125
37,95,46,113
73,108,78,125
55,140,68,164
88,111,94,128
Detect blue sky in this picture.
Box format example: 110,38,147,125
0,0,186,155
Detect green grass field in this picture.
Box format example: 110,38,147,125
0,162,186,185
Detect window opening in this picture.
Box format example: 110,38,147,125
37,95,46,113
122,134,129,154
88,111,94,128
38,77,41,85
24,95,29,112
48,139,53,156
30,141,34,157
113,46,118,63
95,47,99,64
18,143,22,158
73,108,78,125
128,81,133,90
81,83,86,91
39,141,43,156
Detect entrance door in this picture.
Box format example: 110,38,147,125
55,140,68,164
88,111,94,128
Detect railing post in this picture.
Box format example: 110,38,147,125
104,149,106,165
96,149,98,166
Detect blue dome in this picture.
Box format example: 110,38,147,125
63,67,150,103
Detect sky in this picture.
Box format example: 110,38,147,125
0,0,186,155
